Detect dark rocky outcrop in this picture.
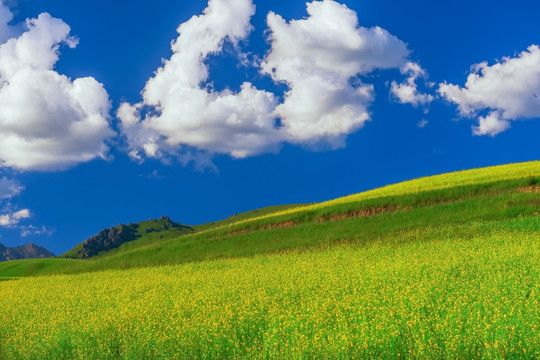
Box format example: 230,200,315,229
75,224,138,259
0,242,55,261
63,216,193,259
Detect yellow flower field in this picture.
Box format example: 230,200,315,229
1,228,538,359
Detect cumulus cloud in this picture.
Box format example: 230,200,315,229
472,111,511,136
390,62,434,108
0,208,30,227
261,0,409,146
118,0,283,160
0,8,114,171
439,45,540,136
119,0,414,162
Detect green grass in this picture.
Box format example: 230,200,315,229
0,220,538,359
0,258,78,277
192,203,305,232
0,160,538,358
1,161,539,278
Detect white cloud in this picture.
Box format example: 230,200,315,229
390,62,434,108
139,169,164,180
0,1,17,44
0,176,23,199
472,111,510,136
0,11,114,171
119,0,415,162
439,45,540,136
261,0,409,146
20,224,54,237
417,119,428,128
0,176,52,234
12,208,28,219
118,0,283,161
0,174,29,227
0,215,10,226
0,207,30,226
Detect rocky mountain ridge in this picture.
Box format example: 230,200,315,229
0,242,55,262
61,216,193,259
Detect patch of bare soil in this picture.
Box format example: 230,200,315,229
317,205,409,223
517,185,540,193
227,221,296,236
259,221,295,230
229,229,249,236
230,204,419,236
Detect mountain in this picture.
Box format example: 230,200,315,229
61,216,193,259
0,242,55,261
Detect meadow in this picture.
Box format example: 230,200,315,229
0,221,538,359
0,161,539,359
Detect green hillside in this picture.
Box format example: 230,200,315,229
60,216,193,259
1,160,538,278
0,161,538,359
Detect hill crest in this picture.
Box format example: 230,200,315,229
61,216,193,259
0,160,538,276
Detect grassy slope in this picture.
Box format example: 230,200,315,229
0,160,538,278
192,203,306,231
0,160,539,359
0,217,538,359
0,258,78,278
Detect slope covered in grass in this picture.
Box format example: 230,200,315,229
0,160,538,277
0,217,538,359
0,160,539,359
224,160,540,226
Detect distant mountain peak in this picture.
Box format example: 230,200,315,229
0,242,55,262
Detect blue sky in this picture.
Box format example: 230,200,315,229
0,0,539,254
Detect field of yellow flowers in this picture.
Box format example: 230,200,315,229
1,221,538,359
